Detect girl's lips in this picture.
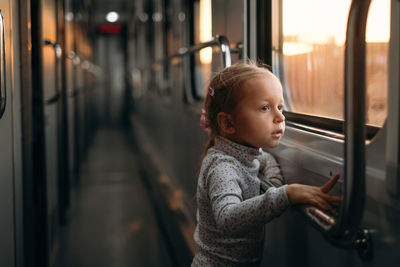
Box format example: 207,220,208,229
271,129,283,138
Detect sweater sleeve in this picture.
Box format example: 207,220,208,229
260,152,285,187
207,159,290,235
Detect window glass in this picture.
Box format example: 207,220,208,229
193,0,212,99
273,0,390,127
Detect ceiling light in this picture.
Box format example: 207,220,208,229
106,11,119,23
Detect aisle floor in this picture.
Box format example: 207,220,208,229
60,128,173,267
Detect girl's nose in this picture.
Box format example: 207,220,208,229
274,110,285,123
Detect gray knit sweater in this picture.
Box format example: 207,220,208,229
192,136,290,266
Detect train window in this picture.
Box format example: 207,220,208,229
272,0,390,129
192,0,212,99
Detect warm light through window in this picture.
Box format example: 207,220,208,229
366,0,390,42
199,0,212,64
283,42,313,56
282,0,390,54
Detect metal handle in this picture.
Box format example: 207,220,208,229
44,39,62,58
0,11,6,119
171,35,232,67
149,35,232,70
302,206,336,231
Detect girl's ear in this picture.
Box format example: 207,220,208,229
217,112,235,135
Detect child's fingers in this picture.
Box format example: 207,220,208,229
317,193,342,215
318,198,339,215
320,173,340,193
314,198,335,215
323,194,342,204
311,195,330,210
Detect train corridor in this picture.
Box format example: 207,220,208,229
59,127,174,267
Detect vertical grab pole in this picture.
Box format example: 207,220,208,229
324,1,374,259
338,0,370,237
326,2,373,259
0,11,6,119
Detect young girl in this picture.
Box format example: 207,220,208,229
192,62,341,266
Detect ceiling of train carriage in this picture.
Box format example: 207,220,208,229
83,0,150,25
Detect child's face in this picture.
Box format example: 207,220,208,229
230,75,285,148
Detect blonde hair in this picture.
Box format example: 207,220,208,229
201,61,273,160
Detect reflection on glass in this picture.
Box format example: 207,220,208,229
194,0,212,98
274,0,390,127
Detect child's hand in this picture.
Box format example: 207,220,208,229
286,174,342,215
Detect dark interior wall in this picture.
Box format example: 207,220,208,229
134,97,207,201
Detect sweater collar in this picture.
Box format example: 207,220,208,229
213,136,263,169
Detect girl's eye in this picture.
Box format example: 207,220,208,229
278,105,284,112
261,105,270,111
